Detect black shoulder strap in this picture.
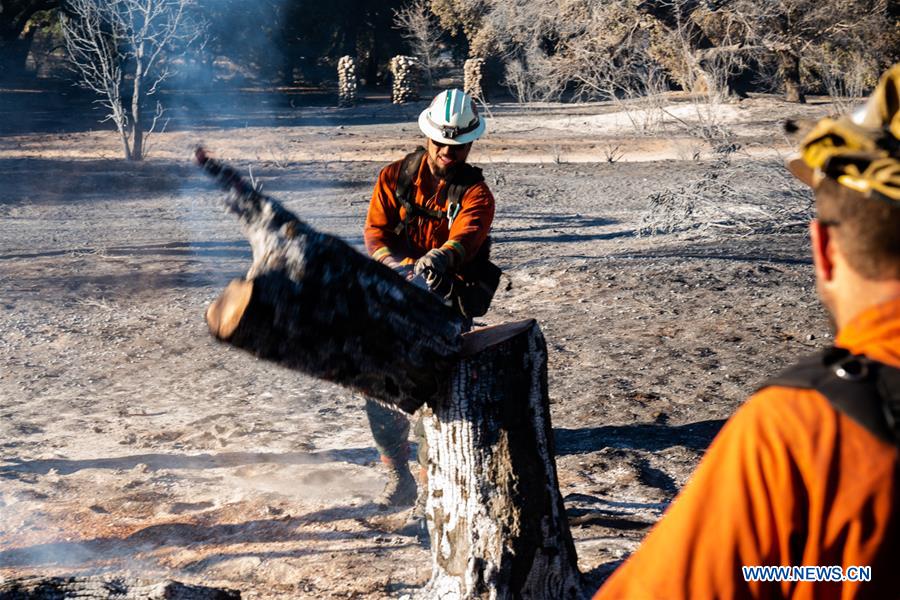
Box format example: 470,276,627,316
445,164,484,227
395,146,426,213
763,347,900,447
393,150,487,234
393,146,445,235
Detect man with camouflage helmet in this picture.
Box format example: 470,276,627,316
595,64,900,599
363,89,498,508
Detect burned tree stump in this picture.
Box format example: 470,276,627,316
421,319,581,599
0,576,240,599
390,55,421,104
464,58,486,102
196,152,581,598
337,55,358,107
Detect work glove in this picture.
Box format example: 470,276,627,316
378,252,416,280
414,247,456,279
395,264,416,281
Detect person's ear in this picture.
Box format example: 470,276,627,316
810,219,836,282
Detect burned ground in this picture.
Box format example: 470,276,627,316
0,90,830,598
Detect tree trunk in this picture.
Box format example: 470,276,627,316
421,319,582,599
107,81,131,160
116,118,132,161
779,50,805,104
197,152,581,598
0,576,240,599
131,53,144,161
197,149,465,414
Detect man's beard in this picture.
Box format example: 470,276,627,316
427,154,460,181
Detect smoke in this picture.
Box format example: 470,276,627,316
146,1,320,289
161,0,302,133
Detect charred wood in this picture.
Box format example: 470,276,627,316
196,149,465,414
0,576,240,599
197,152,581,597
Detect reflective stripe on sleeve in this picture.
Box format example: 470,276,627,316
372,247,392,262
442,240,466,264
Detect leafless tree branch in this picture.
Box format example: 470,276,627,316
62,0,204,161
393,0,443,92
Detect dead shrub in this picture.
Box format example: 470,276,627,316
638,153,813,237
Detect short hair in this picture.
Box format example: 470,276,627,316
816,177,900,280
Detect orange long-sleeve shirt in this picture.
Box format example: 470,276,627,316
595,299,900,600
364,153,495,266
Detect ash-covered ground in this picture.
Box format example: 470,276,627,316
0,89,833,598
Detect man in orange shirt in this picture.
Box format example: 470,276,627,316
363,89,498,508
595,65,900,599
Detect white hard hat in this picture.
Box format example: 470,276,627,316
418,89,486,145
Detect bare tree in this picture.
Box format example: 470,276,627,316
721,0,889,103
443,0,892,106
393,0,442,91
430,0,490,54
62,0,204,160
483,0,590,102
813,48,879,114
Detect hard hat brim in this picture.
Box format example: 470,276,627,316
418,108,486,145
786,153,817,188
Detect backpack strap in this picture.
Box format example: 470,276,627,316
393,147,443,235
445,165,484,229
762,347,900,447
392,148,485,234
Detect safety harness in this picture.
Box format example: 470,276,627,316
392,146,484,237
390,146,500,320
763,347,900,447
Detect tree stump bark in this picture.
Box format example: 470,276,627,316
464,58,486,102
0,576,240,599
337,55,358,107
420,319,582,599
196,153,581,598
389,55,421,104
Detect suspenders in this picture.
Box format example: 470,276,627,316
763,346,900,447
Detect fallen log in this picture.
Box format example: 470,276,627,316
0,576,240,599
196,148,464,413
197,151,582,597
